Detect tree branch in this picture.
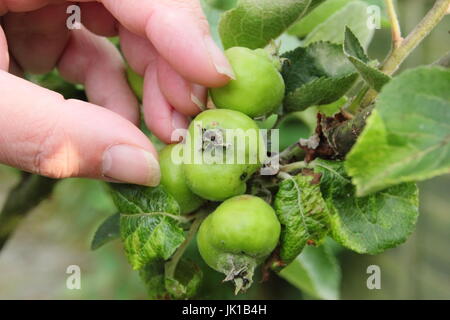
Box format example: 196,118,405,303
286,105,373,162
0,174,57,251
321,105,374,157
433,51,450,68
381,0,450,76
385,0,403,49
279,161,308,173
360,0,450,108
164,208,209,279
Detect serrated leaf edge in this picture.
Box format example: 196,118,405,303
284,72,358,111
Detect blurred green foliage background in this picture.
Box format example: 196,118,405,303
0,0,449,299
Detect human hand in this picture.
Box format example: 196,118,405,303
0,0,233,186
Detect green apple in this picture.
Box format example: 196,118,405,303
210,47,285,118
183,109,266,201
160,144,205,214
197,195,281,293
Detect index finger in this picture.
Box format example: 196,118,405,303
1,0,233,87
99,0,234,87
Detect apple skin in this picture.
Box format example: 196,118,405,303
183,109,266,201
197,195,281,292
210,47,285,118
160,144,205,214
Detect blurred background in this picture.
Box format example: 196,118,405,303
0,0,449,299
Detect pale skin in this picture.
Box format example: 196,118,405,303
0,0,234,186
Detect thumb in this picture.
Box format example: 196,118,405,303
0,71,160,186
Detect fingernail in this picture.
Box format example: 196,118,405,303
204,35,235,80
172,110,189,130
102,144,160,186
190,84,206,111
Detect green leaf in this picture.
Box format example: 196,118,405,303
343,26,369,62
165,259,203,300
304,1,374,48
307,0,328,11
282,42,358,111
274,174,330,264
278,241,341,300
110,184,180,215
285,74,358,111
317,96,348,116
289,0,388,38
205,0,237,11
282,42,355,93
344,27,390,91
200,0,223,45
313,159,419,254
256,114,278,129
288,0,353,37
219,0,311,49
27,70,86,100
278,111,315,150
91,212,120,250
120,213,185,270
346,67,450,196
108,36,119,47
348,58,391,92
139,261,167,300
110,184,185,270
